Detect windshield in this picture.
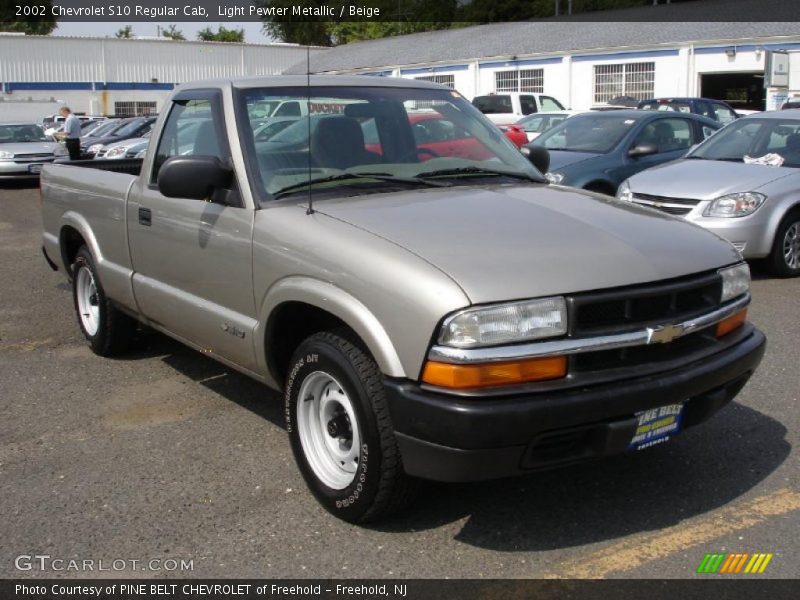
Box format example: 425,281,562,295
639,101,693,113
238,86,541,200
689,118,800,167
113,119,147,137
535,114,639,153
0,124,52,143
84,120,119,138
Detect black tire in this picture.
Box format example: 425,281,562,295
285,331,419,523
72,246,136,356
767,210,800,277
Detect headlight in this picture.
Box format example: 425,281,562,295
88,143,104,154
53,146,68,157
719,263,750,303
105,146,127,158
704,192,766,218
545,172,564,184
617,180,633,202
0,150,14,159
439,297,568,348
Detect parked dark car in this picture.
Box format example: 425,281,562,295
781,100,800,110
81,116,157,158
638,97,739,124
524,109,721,195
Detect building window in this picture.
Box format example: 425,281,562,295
414,74,455,88
114,101,158,117
495,69,544,93
593,62,655,104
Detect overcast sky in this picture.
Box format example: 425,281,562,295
54,21,274,42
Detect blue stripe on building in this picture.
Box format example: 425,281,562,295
5,82,176,92
572,49,680,62
479,57,563,69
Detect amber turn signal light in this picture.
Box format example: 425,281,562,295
421,356,567,389
716,308,747,338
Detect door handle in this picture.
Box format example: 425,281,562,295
138,207,152,226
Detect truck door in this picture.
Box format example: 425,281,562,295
127,89,258,373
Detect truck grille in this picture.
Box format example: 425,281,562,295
631,193,700,216
566,270,728,376
568,271,722,336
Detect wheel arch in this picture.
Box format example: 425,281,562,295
256,277,406,388
58,211,102,277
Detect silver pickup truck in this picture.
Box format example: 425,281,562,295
41,76,765,523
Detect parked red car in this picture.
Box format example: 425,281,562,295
364,112,523,161
497,124,528,148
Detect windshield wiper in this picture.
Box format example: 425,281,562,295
415,166,544,182
273,171,452,198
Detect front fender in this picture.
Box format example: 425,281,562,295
255,276,406,388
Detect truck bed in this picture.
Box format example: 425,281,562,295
55,158,143,177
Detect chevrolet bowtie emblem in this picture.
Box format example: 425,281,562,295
647,323,684,344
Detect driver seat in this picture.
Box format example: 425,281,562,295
310,117,381,170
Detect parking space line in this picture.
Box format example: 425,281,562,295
543,487,800,579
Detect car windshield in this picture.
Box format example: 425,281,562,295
239,86,542,199
83,120,119,138
534,114,639,153
0,124,52,143
689,118,800,167
113,119,147,137
639,101,693,113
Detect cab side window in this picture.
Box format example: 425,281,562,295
151,98,226,183
633,118,693,153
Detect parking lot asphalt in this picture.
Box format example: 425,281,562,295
1,181,798,579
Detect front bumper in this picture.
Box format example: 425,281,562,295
686,211,773,259
385,326,765,482
0,158,56,178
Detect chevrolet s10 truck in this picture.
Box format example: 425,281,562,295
41,76,765,522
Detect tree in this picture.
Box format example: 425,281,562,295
0,0,57,35
161,24,185,41
115,25,133,39
197,25,245,43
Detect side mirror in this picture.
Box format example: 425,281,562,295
523,145,550,174
157,156,233,201
628,143,658,158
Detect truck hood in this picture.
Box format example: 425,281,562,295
628,158,798,200
0,141,60,155
314,184,740,304
547,151,600,172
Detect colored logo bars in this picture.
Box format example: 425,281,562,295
697,552,774,574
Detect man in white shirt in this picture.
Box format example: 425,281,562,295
58,106,82,160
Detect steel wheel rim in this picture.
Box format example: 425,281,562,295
76,266,99,336
783,221,800,270
296,371,360,490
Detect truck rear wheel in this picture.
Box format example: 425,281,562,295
285,331,418,522
72,246,136,356
768,210,800,277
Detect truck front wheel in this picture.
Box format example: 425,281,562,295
285,331,418,522
72,246,136,356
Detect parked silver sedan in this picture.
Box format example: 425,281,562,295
0,122,68,179
618,110,800,276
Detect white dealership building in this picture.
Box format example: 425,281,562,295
292,19,800,112
0,34,323,119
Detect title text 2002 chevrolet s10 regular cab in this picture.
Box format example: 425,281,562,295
40,77,765,522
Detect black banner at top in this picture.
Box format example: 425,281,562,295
3,0,800,23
